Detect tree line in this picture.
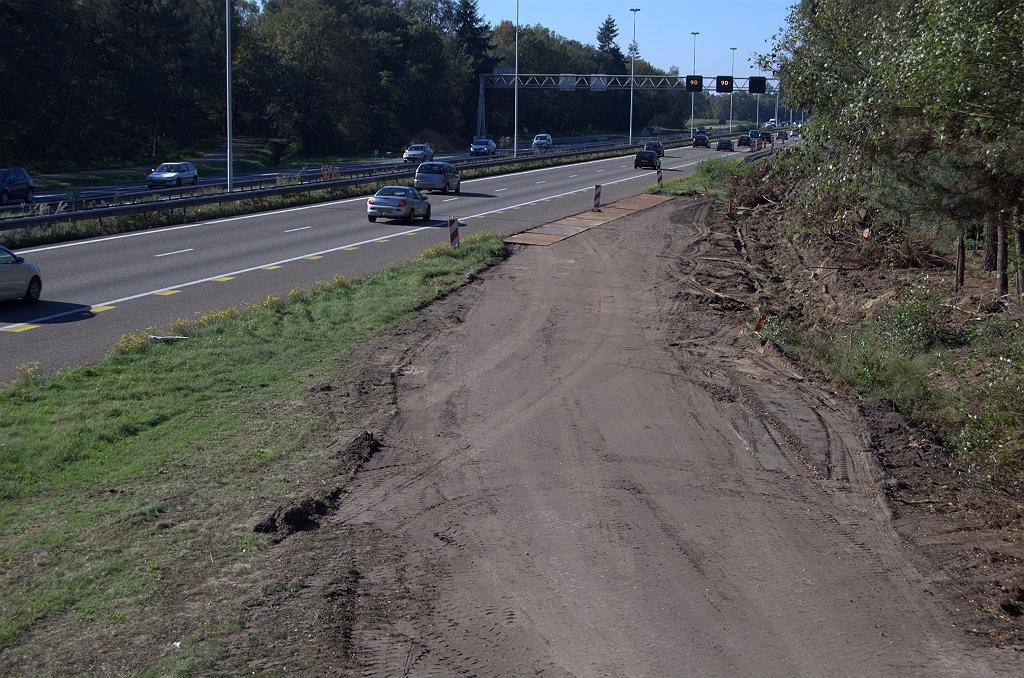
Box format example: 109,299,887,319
1,0,768,167
766,0,1024,293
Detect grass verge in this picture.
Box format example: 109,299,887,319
0,232,507,671
647,155,755,201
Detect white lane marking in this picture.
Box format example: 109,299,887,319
596,169,605,172
1,158,706,332
494,188,507,192
569,175,578,177
536,181,546,184
20,152,654,255
285,226,312,232
442,197,459,202
155,249,194,257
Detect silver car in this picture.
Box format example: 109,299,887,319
0,245,41,304
367,186,431,223
403,144,434,163
414,162,461,194
147,162,199,189
469,139,496,156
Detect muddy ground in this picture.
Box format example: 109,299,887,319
208,196,1024,676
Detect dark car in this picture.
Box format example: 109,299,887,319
738,130,759,147
0,167,34,206
776,130,789,142
634,150,661,170
692,134,710,148
696,126,707,135
759,130,775,143
0,245,41,304
716,137,735,152
643,140,665,157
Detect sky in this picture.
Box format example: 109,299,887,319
473,0,796,81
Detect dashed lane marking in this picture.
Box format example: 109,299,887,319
213,276,234,282
261,265,283,270
90,305,116,312
305,255,323,260
285,226,312,232
155,248,194,257
153,290,181,296
2,324,40,333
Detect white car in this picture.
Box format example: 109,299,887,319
470,139,497,156
367,186,431,224
146,162,199,189
403,144,434,163
0,245,41,304
531,134,552,150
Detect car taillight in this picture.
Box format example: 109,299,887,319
367,198,374,204
399,200,408,207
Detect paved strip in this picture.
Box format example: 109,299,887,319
504,194,675,246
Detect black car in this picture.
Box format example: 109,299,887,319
759,130,775,143
634,150,661,170
716,137,735,152
643,140,665,157
692,134,711,148
0,167,34,206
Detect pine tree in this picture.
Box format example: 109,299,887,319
595,15,625,74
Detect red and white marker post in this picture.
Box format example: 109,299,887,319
448,217,460,248
657,168,663,189
592,184,602,212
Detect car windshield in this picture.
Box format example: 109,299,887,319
408,145,425,151
0,169,8,182
377,187,408,197
156,164,181,172
637,152,653,159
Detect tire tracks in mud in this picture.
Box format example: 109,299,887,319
333,198,1020,676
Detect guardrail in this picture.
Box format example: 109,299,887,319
0,128,784,232
0,137,682,231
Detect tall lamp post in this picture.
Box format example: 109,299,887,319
729,47,736,134
225,0,233,192
690,31,698,139
628,8,640,145
513,0,519,159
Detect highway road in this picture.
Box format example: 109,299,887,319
27,135,647,205
0,143,744,383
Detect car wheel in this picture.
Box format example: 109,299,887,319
368,216,377,223
442,182,449,195
25,189,33,204
23,277,41,305
455,183,460,194
175,178,182,187
191,175,198,185
423,204,432,221
0,190,8,206
404,209,415,225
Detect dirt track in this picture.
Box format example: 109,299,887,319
330,198,1022,676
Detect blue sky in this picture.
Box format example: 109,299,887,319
474,0,795,80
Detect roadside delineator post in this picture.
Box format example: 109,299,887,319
592,184,602,212
657,168,663,189
448,217,460,248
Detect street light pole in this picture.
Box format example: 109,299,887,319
690,31,698,139
513,0,519,159
225,0,233,192
729,47,736,134
629,8,640,145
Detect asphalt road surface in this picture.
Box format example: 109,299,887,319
1,145,737,382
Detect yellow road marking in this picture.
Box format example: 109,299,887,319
90,305,116,313
213,276,234,282
343,247,358,251
2,324,40,333
262,265,282,270
154,290,181,296
377,239,389,242
305,255,323,260
404,233,418,236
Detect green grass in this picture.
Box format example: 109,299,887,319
759,277,1024,487
647,156,755,200
0,232,507,664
